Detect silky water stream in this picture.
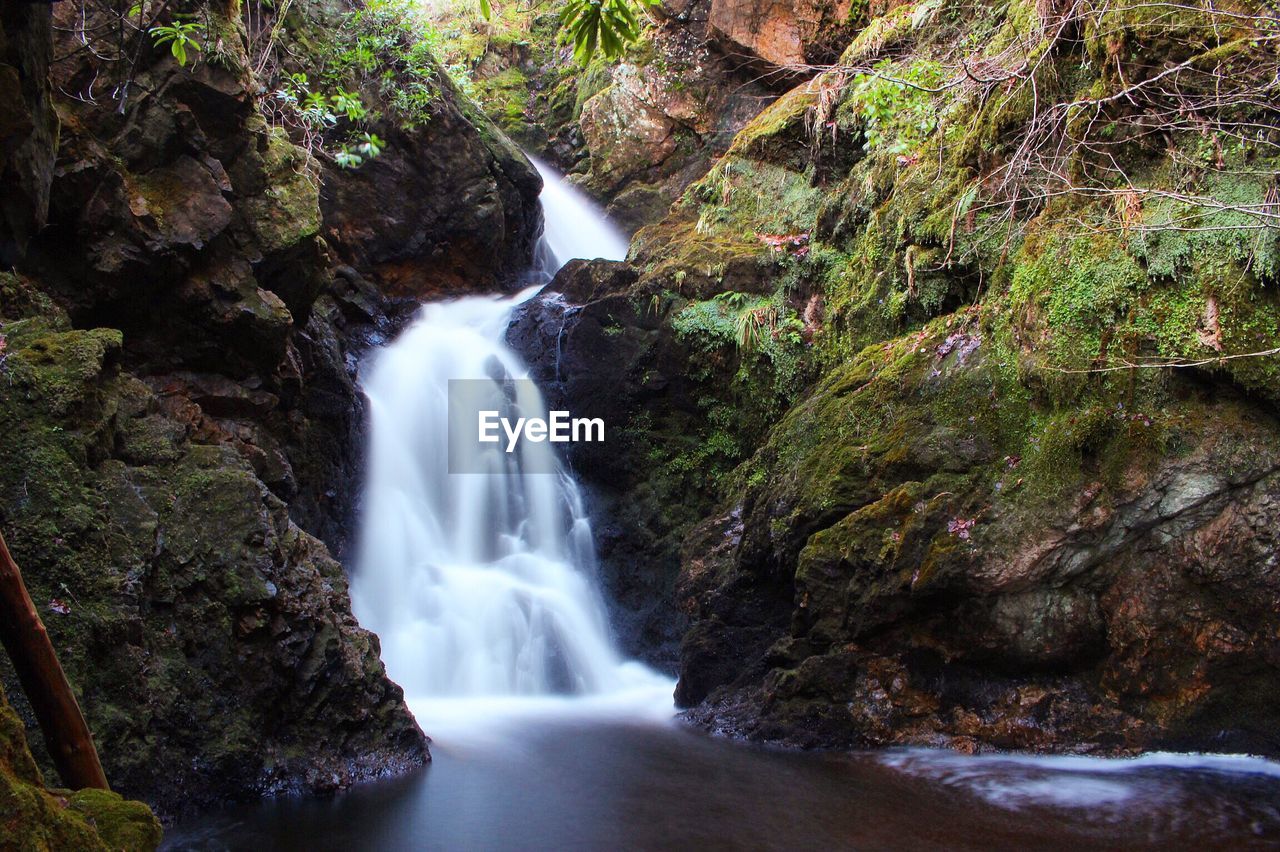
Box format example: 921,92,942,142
165,160,1280,851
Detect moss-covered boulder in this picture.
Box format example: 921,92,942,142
678,311,1280,755
517,0,1280,758
0,299,427,816
0,685,160,851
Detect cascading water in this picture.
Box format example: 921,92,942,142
171,159,1280,852
526,154,629,268
350,156,669,726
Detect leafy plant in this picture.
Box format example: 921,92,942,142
149,20,203,67
268,73,381,169
560,0,658,64
335,132,386,169
848,59,944,153
330,90,368,121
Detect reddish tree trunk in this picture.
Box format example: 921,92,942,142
0,529,108,790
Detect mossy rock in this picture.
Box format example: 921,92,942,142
0,687,159,851
241,128,321,256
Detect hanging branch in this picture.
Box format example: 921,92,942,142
0,528,109,791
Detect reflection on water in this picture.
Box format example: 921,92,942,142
166,709,1280,851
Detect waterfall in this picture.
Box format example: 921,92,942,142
527,154,629,267
350,157,669,724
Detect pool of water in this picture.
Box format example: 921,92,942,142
165,698,1280,851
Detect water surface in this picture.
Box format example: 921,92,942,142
166,707,1280,851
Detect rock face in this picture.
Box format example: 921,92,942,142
573,27,770,228
0,1,57,266
319,95,542,298
509,261,694,666
677,335,1280,756
515,0,1280,760
706,0,860,71
429,3,777,232
0,305,427,811
0,0,540,820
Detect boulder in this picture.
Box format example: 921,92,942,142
707,0,861,74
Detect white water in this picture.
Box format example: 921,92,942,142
350,157,670,732
878,747,1280,815
528,154,629,267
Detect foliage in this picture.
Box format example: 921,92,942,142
266,73,379,169
560,0,660,64
673,289,812,400
148,20,203,67
845,58,945,153
324,0,450,129
250,0,461,168
335,132,387,169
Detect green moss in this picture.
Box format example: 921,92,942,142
468,65,533,136
3,323,122,420
840,3,919,65
0,686,159,851
727,86,816,157
242,128,321,254
0,273,62,323
68,789,163,851
1009,230,1149,366
1132,158,1280,282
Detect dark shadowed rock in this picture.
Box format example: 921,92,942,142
0,0,548,820
321,97,543,298
0,3,57,267
508,259,700,670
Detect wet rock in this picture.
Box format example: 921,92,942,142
508,260,698,669
573,26,775,231
321,94,543,297
0,323,428,815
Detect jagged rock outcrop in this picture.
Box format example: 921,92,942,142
573,27,769,228
0,294,427,812
510,261,691,665
272,0,542,295
0,0,541,819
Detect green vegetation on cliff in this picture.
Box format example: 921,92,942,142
527,0,1280,753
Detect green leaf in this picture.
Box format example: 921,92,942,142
561,0,649,63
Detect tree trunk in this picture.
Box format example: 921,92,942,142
0,529,109,790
